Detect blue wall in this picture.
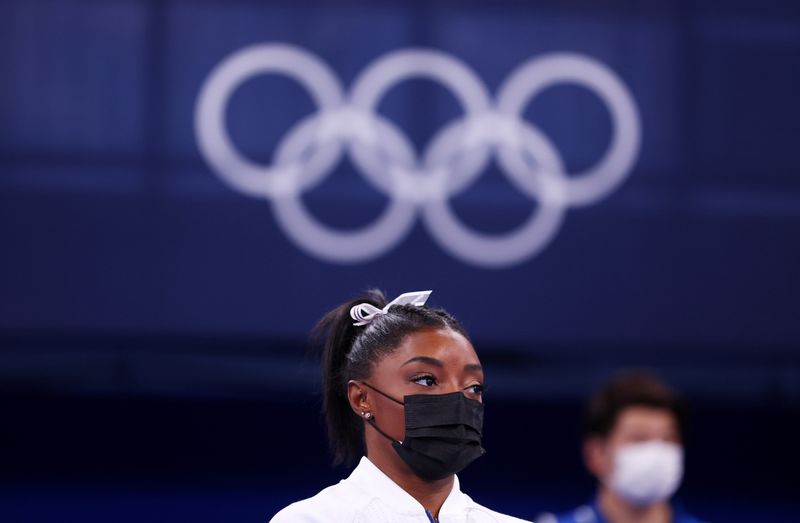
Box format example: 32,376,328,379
1,1,799,521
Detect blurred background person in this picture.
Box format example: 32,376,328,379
539,371,704,523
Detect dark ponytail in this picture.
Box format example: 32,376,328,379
313,289,387,466
312,289,468,466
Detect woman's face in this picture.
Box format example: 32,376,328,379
357,327,484,444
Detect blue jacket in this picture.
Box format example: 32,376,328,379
538,498,705,523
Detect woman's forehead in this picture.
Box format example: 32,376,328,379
387,328,480,365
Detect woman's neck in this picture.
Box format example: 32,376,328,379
366,448,454,518
598,486,672,523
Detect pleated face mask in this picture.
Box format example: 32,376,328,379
364,383,486,481
609,440,684,506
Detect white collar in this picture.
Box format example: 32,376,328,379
347,456,471,516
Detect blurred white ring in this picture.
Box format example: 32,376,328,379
497,52,641,206
195,43,345,198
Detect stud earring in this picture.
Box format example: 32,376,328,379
363,412,372,419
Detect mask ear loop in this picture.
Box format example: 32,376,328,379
359,381,405,445
361,381,404,405
363,413,403,446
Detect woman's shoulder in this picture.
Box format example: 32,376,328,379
268,481,359,523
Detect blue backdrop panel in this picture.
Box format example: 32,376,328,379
2,0,798,353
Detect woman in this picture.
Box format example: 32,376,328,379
270,289,530,523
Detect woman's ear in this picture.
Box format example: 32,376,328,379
347,380,371,417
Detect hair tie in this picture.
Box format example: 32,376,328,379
350,290,432,326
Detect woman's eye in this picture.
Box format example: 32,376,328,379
412,375,437,387
466,383,484,395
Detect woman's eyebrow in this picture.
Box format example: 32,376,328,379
401,356,444,367
464,363,483,372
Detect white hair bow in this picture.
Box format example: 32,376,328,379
350,290,432,326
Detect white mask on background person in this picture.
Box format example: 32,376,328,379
609,440,684,506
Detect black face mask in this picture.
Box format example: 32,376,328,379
362,382,486,481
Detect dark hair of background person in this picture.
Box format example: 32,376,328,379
583,370,689,440
311,289,470,466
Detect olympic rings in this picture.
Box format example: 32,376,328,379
195,44,641,267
